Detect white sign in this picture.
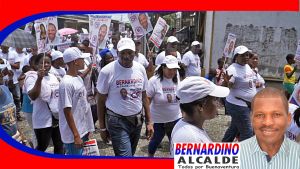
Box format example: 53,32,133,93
24,22,33,34
222,33,237,58
82,28,88,34
108,23,113,37
80,34,89,42
174,143,240,169
46,16,60,45
128,13,153,39
34,17,51,53
294,40,300,62
149,17,169,48
89,14,112,49
119,24,125,33
57,43,73,53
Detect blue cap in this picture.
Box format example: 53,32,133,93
100,49,112,59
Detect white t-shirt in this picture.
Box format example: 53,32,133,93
23,54,30,66
254,68,265,92
78,58,94,95
286,103,300,144
109,46,118,60
97,60,148,116
147,76,182,123
24,73,60,129
182,51,201,77
58,75,94,143
134,53,149,68
49,66,66,81
226,63,257,107
0,51,20,84
155,51,181,66
15,52,26,81
170,119,212,158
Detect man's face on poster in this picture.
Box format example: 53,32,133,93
228,42,234,55
99,25,107,42
48,24,57,41
167,94,172,103
120,89,128,100
139,13,148,30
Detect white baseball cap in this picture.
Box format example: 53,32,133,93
117,38,135,52
51,50,63,61
63,47,90,63
163,55,180,69
177,76,230,104
167,36,179,43
233,45,249,56
191,41,201,47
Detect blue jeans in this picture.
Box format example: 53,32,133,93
9,83,21,114
64,136,85,155
222,101,253,142
148,118,181,155
107,113,143,156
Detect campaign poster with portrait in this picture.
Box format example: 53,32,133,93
24,22,33,34
128,13,153,39
80,34,89,42
126,28,130,38
89,14,98,42
34,17,51,53
46,16,60,45
119,24,125,33
162,87,178,104
222,33,237,58
108,23,113,37
294,40,300,62
89,14,112,50
149,17,169,48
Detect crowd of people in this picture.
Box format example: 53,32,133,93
0,29,300,167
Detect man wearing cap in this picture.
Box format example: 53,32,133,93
58,47,94,155
97,38,154,157
134,39,153,72
181,41,202,77
49,50,66,82
170,76,230,158
0,46,22,120
109,32,121,60
155,36,181,66
240,87,300,168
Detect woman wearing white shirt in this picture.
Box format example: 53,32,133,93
147,56,181,157
222,46,257,142
248,52,265,92
25,53,63,154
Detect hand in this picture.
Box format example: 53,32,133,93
100,130,110,144
146,124,154,141
148,51,154,60
74,135,83,149
294,65,298,71
21,135,27,145
2,68,8,76
223,71,233,83
88,63,92,71
37,69,45,80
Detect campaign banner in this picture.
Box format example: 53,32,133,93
289,83,300,106
57,42,73,53
108,23,113,37
128,13,153,39
80,34,89,42
59,36,64,43
294,40,300,62
222,33,237,58
174,143,240,169
119,24,125,33
149,17,169,48
89,14,112,49
46,16,60,45
82,28,88,34
34,17,51,53
24,22,33,34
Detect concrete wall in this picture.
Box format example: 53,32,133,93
210,11,300,79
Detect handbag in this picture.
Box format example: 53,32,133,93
87,92,96,106
46,103,59,128
82,139,100,156
163,121,175,133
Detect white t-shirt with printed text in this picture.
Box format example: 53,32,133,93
97,60,148,116
58,75,94,143
24,73,60,129
147,76,182,123
170,119,212,158
182,51,201,77
226,63,257,107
